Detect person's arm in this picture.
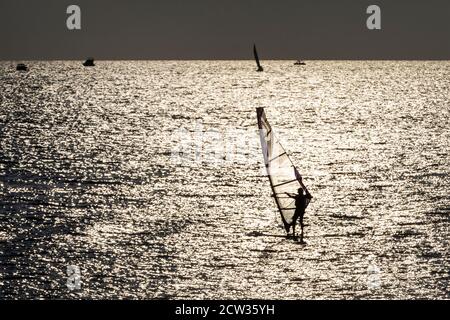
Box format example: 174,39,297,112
285,192,295,198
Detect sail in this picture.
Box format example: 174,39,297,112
253,44,263,71
256,107,310,232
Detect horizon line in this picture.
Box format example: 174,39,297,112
2,58,450,62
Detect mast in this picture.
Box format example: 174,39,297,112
256,108,288,229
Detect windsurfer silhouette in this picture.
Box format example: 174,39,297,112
286,188,312,240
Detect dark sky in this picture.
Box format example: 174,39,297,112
1,0,449,59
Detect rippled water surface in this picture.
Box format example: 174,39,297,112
0,61,449,299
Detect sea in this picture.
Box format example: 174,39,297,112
0,61,449,299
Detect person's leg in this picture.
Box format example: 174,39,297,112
298,212,305,242
299,212,305,235
292,210,300,237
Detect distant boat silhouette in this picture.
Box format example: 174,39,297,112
16,63,28,71
253,44,264,72
83,58,95,67
294,60,306,66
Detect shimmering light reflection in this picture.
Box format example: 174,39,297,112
0,61,448,299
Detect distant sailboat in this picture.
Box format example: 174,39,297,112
253,44,264,72
16,63,28,71
294,60,306,66
83,58,95,67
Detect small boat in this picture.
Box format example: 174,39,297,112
294,60,306,66
16,63,28,71
253,44,264,72
83,58,95,67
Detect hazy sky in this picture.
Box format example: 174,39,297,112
1,0,449,59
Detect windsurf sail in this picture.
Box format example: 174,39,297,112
256,107,311,232
253,44,264,72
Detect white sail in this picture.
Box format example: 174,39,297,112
256,107,310,232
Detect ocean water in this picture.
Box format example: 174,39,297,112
0,61,449,299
